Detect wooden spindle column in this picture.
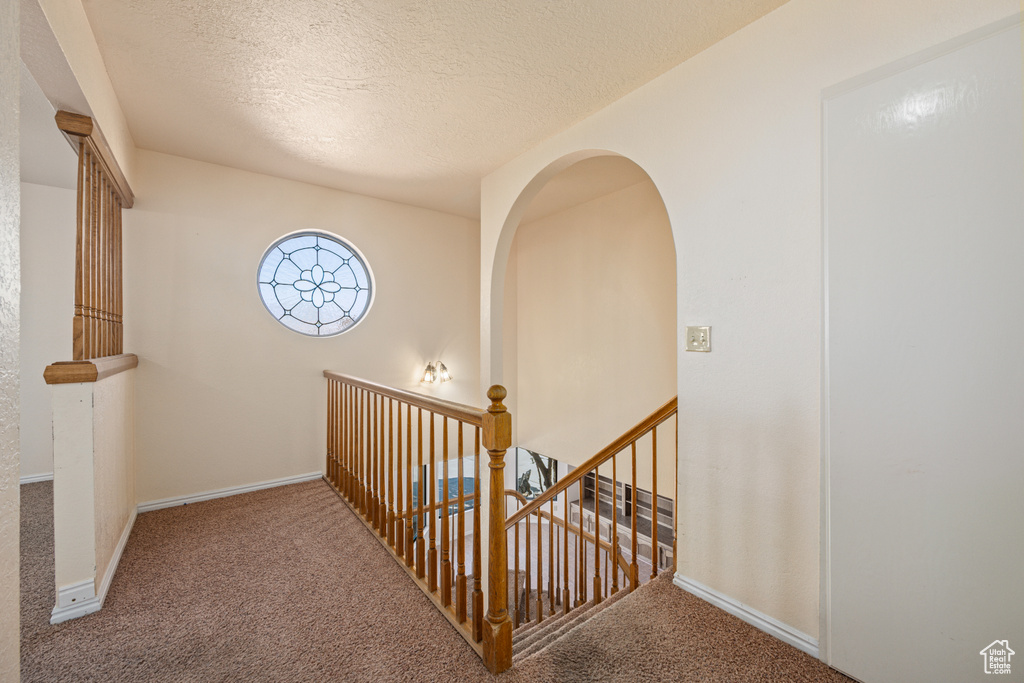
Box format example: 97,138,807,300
57,111,132,361
482,386,512,674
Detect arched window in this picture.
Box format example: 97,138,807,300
257,231,374,336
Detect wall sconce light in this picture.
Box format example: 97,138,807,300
421,361,452,384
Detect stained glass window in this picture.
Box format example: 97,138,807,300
257,231,374,336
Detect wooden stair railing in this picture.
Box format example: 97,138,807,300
506,489,632,628
323,373,513,673
55,111,134,361
504,397,678,634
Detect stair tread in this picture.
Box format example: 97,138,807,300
513,598,597,648
512,576,658,664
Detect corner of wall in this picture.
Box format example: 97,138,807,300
0,0,21,675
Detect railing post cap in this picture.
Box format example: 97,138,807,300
486,385,507,413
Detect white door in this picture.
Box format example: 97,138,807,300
824,17,1023,683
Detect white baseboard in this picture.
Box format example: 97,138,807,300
51,579,100,624
50,507,137,625
20,472,54,485
673,573,820,659
137,471,323,513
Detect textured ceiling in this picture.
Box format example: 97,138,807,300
81,0,787,218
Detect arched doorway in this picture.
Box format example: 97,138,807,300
491,151,677,498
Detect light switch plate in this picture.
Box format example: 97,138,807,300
685,326,711,352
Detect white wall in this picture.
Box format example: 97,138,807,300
480,0,1019,642
92,369,135,590
825,20,1023,681
512,179,676,491
0,0,21,675
19,182,76,479
50,368,137,623
125,150,481,504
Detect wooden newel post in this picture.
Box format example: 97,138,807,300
482,385,513,674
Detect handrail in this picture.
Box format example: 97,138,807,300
505,489,529,506
506,396,678,528
56,111,134,208
44,353,139,384
394,496,475,520
323,371,484,425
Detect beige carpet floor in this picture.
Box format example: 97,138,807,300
21,479,853,682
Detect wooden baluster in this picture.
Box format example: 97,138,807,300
89,155,99,358
673,414,678,572
524,511,531,623
103,181,111,356
340,384,347,496
354,389,360,506
450,492,456,597
405,404,414,567
373,392,378,518
73,142,86,360
428,412,438,592
562,495,570,614
481,386,512,673
472,426,483,643
339,385,348,491
346,385,354,500
593,465,602,604
368,391,374,519
367,391,374,519
373,393,381,529
330,382,337,489
604,536,609,596
554,518,561,610
358,389,366,511
535,509,543,623
112,188,118,354
97,177,105,356
578,479,585,605
456,423,467,623
387,398,395,547
416,407,425,579
326,381,333,485
548,498,555,616
78,149,91,358
379,394,387,532
396,401,404,558
81,153,91,358
651,428,658,579
611,453,619,595
351,385,358,502
336,383,343,491
513,521,520,628
350,386,357,501
370,392,377,524
440,418,451,605
115,194,122,354
364,389,371,515
98,177,104,356
630,441,639,590
334,382,340,488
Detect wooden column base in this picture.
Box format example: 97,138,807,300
482,614,512,674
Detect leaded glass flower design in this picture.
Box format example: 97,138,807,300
257,231,374,336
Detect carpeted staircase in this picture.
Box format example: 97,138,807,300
511,572,671,665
